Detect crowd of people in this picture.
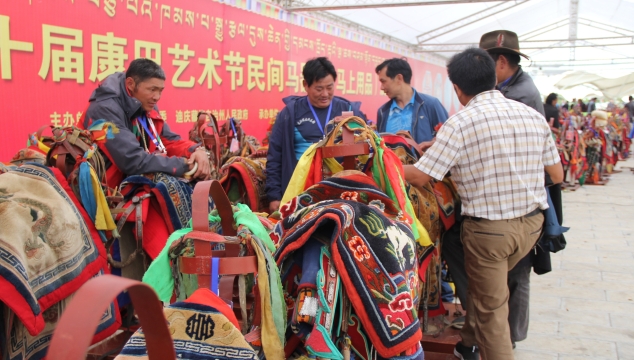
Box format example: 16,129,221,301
5,24,633,360
86,28,563,360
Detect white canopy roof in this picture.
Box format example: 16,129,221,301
555,71,634,99
281,0,634,99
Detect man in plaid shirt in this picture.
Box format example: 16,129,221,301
405,48,563,360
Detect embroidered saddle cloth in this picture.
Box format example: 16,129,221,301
0,164,109,335
0,164,119,359
219,155,268,213
115,288,259,360
274,174,423,359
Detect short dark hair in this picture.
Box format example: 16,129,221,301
375,58,413,84
303,57,337,87
489,52,521,68
446,48,497,96
126,58,165,83
546,93,558,105
630,95,633,101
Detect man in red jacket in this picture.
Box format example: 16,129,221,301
84,58,209,188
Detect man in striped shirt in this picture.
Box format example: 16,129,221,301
405,48,563,360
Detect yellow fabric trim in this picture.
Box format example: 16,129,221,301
37,141,51,155
89,166,116,231
252,243,285,359
281,144,345,205
281,143,318,204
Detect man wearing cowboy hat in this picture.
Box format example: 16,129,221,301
480,30,545,116
441,30,554,359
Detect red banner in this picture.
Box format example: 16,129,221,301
0,0,457,161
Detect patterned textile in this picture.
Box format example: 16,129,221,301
2,270,119,360
382,134,446,325
115,289,258,360
219,155,268,212
583,141,602,184
275,174,422,359
281,117,430,248
0,164,109,336
162,205,285,360
10,149,47,166
415,90,560,220
433,178,459,231
117,172,193,258
381,133,442,241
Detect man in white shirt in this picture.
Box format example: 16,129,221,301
405,48,563,360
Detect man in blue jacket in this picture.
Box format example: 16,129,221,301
265,57,366,212
375,58,448,151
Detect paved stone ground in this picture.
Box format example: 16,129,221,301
514,157,634,360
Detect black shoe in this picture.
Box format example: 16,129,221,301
454,341,480,360
512,341,516,349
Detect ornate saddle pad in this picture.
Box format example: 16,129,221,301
115,289,258,360
0,164,109,335
275,174,422,359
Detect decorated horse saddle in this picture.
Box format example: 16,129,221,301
275,173,423,360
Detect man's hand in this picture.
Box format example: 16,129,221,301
269,200,281,213
187,148,211,180
404,165,432,188
418,139,435,152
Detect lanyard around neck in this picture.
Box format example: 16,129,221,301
307,100,333,136
137,115,166,153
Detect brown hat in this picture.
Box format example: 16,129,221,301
479,30,530,59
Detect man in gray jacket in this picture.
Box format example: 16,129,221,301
480,30,545,116
84,58,210,187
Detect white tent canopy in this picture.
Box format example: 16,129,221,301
280,0,634,99
555,71,634,99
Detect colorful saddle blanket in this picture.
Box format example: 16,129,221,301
2,269,119,360
0,164,119,359
0,164,110,335
282,117,430,249
115,289,258,360
219,155,268,212
275,174,422,359
381,134,446,324
143,203,285,360
115,172,193,259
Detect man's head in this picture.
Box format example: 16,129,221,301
629,95,633,101
302,57,337,108
125,58,166,112
487,52,521,84
546,93,558,106
479,30,528,85
375,58,412,99
447,48,497,106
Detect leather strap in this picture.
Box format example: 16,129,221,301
191,180,236,236
322,125,370,170
395,131,423,157
106,194,151,268
179,255,257,275
55,152,68,177
187,180,260,326
36,125,52,141
48,275,175,360
198,112,227,171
